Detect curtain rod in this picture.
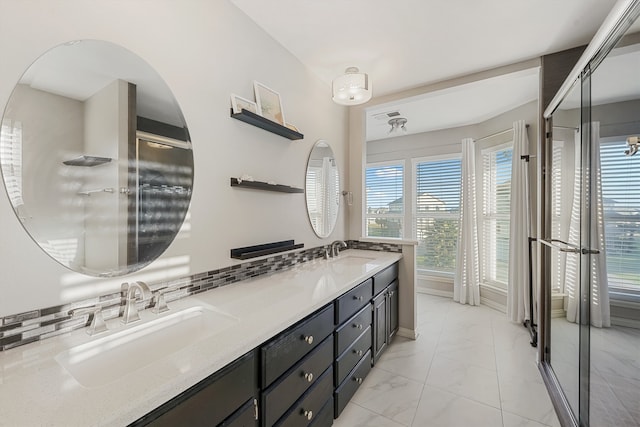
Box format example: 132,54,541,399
474,124,529,143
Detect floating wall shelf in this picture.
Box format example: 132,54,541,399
230,108,303,140
231,240,304,260
63,156,112,167
230,178,304,194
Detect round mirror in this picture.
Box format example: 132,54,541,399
305,140,340,238
0,40,193,277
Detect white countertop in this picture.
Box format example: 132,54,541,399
0,249,401,426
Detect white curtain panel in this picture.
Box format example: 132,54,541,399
564,122,610,327
454,138,480,305
588,122,610,327
507,120,531,323
565,130,582,323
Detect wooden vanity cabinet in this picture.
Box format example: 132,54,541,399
131,261,399,427
332,279,374,418
372,264,399,365
260,304,335,427
130,349,258,427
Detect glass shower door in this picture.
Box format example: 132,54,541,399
545,77,583,422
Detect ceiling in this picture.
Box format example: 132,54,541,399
230,0,619,139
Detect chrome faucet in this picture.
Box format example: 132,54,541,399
331,240,347,257
69,304,108,336
121,281,152,324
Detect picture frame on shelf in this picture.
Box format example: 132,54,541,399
253,81,285,126
230,93,257,114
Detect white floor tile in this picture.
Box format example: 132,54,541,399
332,402,406,427
350,368,423,426
412,385,503,427
426,355,502,408
502,411,555,427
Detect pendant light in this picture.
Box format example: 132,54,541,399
332,67,372,105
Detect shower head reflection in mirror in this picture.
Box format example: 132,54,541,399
0,40,194,277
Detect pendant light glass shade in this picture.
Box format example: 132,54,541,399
332,67,372,105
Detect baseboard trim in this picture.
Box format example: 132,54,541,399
611,316,640,329
551,309,565,318
417,288,453,298
397,327,418,340
481,296,506,313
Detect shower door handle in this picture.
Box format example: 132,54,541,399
581,248,600,255
538,238,581,253
539,238,600,255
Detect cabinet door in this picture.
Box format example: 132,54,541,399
372,292,387,364
387,280,399,341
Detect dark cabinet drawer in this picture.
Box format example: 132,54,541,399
335,305,372,357
262,336,333,427
132,350,257,427
261,304,334,387
310,399,334,427
373,263,398,296
275,367,333,427
334,350,372,418
334,278,372,324
220,398,258,427
335,325,371,386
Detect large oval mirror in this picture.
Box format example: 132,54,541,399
0,40,193,277
305,140,340,238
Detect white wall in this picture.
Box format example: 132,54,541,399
0,0,348,317
3,84,85,266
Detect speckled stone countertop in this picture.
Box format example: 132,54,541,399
0,249,402,426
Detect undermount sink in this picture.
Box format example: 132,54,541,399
330,254,376,265
56,305,238,388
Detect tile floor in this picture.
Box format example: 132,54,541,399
333,293,561,427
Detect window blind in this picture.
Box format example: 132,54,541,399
365,163,404,238
415,158,461,273
599,140,640,289
550,142,564,292
481,145,512,287
0,119,23,207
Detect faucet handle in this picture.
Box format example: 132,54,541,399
69,304,108,336
151,286,172,314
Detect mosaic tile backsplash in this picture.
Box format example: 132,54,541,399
0,240,402,351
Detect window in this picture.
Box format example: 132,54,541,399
0,119,23,207
600,140,640,290
414,156,461,274
365,162,404,238
481,143,513,287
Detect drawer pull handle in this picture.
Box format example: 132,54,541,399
354,349,364,357
304,372,314,382
303,335,314,345
354,377,363,384
353,295,364,301
303,410,313,420
353,323,363,330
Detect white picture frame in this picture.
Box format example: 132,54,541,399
230,93,257,114
253,81,285,126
